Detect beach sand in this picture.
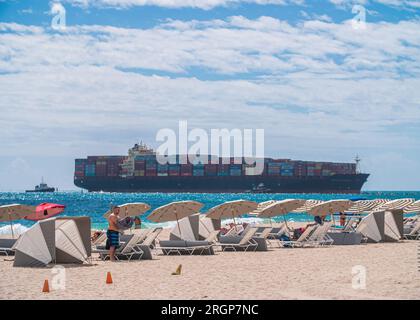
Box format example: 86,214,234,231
0,229,419,300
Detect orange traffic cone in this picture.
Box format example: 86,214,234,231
42,279,50,293
106,272,113,284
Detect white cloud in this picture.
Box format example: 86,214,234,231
65,0,306,10
329,0,420,10
0,17,419,189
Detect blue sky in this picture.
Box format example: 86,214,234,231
0,0,419,191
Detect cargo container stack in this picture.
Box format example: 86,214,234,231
157,163,168,176
294,161,307,177
95,159,107,177
193,164,204,176
85,164,96,177
218,164,230,176
281,162,294,177
168,164,180,176
267,161,281,176
229,164,242,176
180,164,192,176
145,157,157,176
205,164,218,176
134,157,145,176
75,159,86,178
107,157,123,177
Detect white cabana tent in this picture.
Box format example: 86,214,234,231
55,218,90,264
13,219,56,267
169,213,200,241
198,216,221,240
384,210,403,242
355,210,403,243
13,217,91,267
356,211,385,243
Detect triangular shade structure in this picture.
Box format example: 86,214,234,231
170,213,200,241
198,216,221,240
13,219,55,267
55,219,89,264
384,210,403,242
356,211,385,243
13,217,91,267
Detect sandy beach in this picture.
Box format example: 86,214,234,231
1,229,418,300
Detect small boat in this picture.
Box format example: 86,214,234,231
245,183,271,193
25,179,56,193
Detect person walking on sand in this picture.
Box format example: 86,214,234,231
106,206,121,262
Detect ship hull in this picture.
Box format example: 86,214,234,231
25,188,55,193
74,174,369,194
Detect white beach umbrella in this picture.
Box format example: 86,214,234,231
103,202,151,218
403,200,420,214
0,204,37,238
346,199,389,214
309,200,354,217
249,200,277,216
205,200,258,220
148,201,203,237
291,200,324,213
258,199,306,228
205,200,258,231
374,198,415,212
258,199,307,219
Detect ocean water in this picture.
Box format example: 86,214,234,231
0,191,419,235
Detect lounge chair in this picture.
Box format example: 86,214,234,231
0,239,17,256
279,225,318,248
404,221,420,240
266,223,286,239
306,222,334,246
141,227,163,249
92,232,106,246
98,234,144,261
157,240,215,255
205,230,220,243
341,217,359,232
258,227,273,240
217,227,259,252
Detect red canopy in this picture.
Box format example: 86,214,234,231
25,203,66,221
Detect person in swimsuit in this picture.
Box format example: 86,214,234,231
133,216,142,230
107,206,120,262
339,212,346,227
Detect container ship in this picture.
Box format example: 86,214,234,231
74,142,369,193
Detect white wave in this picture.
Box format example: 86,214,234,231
0,223,29,236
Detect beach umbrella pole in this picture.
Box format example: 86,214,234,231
10,221,14,239
175,212,182,238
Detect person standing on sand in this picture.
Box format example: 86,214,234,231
106,206,121,262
